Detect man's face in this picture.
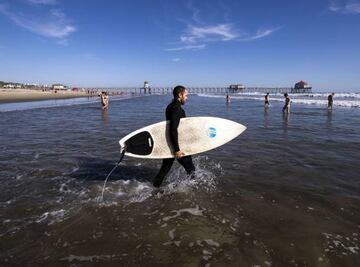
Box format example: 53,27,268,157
179,89,188,105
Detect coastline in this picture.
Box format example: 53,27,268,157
0,88,96,104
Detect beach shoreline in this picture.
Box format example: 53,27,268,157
0,88,96,104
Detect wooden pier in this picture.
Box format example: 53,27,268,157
87,86,312,95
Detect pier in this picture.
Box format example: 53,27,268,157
87,86,312,95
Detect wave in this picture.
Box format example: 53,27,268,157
228,91,360,97
0,95,136,112
198,94,360,108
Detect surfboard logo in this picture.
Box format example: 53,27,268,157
207,127,217,138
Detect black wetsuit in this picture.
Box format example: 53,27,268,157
265,95,269,105
153,99,195,187
328,94,333,107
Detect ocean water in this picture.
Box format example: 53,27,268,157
0,93,359,266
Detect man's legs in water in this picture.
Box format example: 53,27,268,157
153,158,175,187
153,156,195,187
177,155,195,177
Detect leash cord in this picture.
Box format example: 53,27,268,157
100,149,126,202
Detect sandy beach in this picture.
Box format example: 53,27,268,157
0,88,92,103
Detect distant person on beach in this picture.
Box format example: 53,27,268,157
226,93,230,103
328,93,335,110
282,93,290,113
265,92,270,107
153,85,195,187
101,91,109,110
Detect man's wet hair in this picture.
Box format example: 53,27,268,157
284,93,288,97
173,85,186,98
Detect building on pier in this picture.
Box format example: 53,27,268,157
143,81,151,94
228,84,245,93
292,80,312,93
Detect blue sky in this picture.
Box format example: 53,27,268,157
0,0,359,91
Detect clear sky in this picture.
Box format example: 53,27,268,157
0,0,359,91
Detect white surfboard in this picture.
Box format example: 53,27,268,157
119,117,246,159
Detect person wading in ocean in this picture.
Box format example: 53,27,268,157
226,93,230,103
282,93,290,113
264,92,270,108
153,85,195,187
101,91,109,110
328,92,335,110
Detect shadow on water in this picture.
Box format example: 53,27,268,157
282,112,290,126
326,110,333,128
101,109,108,124
263,108,269,128
69,157,155,183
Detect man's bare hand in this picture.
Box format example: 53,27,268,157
175,151,185,159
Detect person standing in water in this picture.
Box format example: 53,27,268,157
101,91,109,110
282,93,290,113
328,92,335,110
153,85,195,187
226,93,230,103
264,92,270,108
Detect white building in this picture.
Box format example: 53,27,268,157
4,84,15,88
52,84,66,90
229,84,245,90
3,83,21,88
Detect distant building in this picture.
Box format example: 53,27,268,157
144,81,149,89
144,81,150,94
3,83,21,88
292,80,312,93
52,84,66,90
4,83,15,88
228,84,245,92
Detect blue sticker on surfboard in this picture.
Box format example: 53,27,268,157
207,127,217,138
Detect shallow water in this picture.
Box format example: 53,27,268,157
0,94,359,266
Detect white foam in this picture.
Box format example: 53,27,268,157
290,98,360,108
322,233,359,255
204,239,220,247
162,205,204,222
62,254,117,262
98,156,222,204
163,156,221,194
169,229,175,240
199,93,360,108
36,209,66,225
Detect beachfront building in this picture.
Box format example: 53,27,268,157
3,83,15,88
3,83,22,89
292,80,312,93
52,84,67,90
228,84,245,93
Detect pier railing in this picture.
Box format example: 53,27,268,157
86,87,312,95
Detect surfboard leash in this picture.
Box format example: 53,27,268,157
100,148,126,202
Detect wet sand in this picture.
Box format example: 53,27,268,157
0,88,92,103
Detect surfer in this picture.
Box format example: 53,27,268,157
153,85,195,187
328,92,334,110
282,93,290,113
101,91,109,110
226,93,230,103
264,92,270,107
